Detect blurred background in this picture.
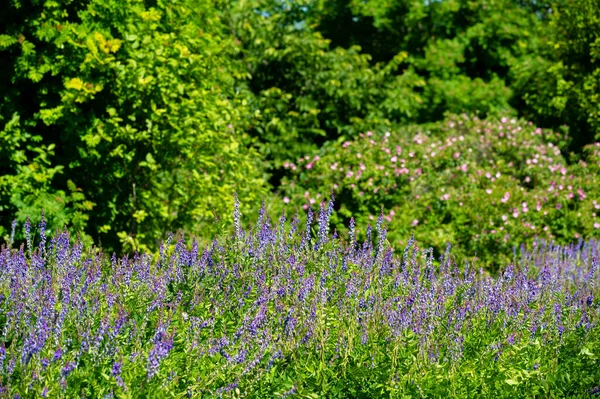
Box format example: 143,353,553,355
1,0,599,268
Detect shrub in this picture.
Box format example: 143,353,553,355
278,114,600,269
0,0,267,253
511,0,600,148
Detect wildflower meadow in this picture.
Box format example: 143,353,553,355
2,0,600,397
0,200,599,397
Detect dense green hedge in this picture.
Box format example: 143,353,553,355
0,0,268,253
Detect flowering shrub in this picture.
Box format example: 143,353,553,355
0,203,599,397
280,114,600,269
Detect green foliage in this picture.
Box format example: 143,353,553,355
221,0,544,169
1,210,598,398
314,0,538,119
223,0,425,165
279,114,600,269
511,0,600,148
0,0,267,253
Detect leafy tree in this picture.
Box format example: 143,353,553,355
221,0,543,178
0,0,267,252
511,0,600,149
223,0,425,172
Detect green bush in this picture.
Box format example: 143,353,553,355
0,0,267,253
511,0,600,149
222,0,540,169
279,114,600,269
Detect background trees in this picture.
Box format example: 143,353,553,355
0,0,267,253
1,0,599,262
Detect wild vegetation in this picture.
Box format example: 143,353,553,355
1,0,600,397
0,208,598,397
2,0,599,259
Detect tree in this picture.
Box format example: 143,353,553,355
511,0,600,150
0,0,267,252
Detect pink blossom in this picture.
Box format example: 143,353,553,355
594,222,600,229
501,215,508,221
396,145,402,154
342,141,351,148
441,194,450,200
412,219,419,226
346,171,354,178
306,162,314,169
283,197,290,204
501,192,510,203
390,156,398,163
560,167,567,175
453,152,461,159
486,189,492,194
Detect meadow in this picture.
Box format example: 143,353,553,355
2,0,600,397
0,202,598,398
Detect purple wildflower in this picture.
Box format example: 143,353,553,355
112,360,125,388
147,332,174,379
